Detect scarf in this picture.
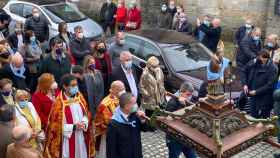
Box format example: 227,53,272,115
112,106,136,127
10,64,26,79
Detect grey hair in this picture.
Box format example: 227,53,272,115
179,82,194,93
119,92,133,109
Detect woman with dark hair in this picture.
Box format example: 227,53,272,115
93,40,112,94
0,78,15,107
20,30,42,93
44,74,95,158
50,22,74,51
32,73,57,130
83,55,104,117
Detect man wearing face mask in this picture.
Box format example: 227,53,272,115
24,8,49,46
174,13,192,35
236,27,262,72
108,31,129,67
0,52,30,91
140,56,166,117
265,34,279,57
126,0,142,31
240,49,278,119
94,80,125,158
112,51,139,101
166,82,197,158
107,92,150,158
44,74,95,158
157,3,173,29
235,18,254,47
70,26,91,66
100,0,117,35
195,15,211,42
40,38,71,84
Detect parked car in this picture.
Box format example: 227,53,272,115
108,29,242,99
3,0,103,39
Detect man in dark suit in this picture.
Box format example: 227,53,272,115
111,51,139,100
234,18,254,47
236,27,262,70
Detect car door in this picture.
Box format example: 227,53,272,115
8,3,25,23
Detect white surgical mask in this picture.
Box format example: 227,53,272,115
119,39,125,45
161,6,167,12
51,82,58,90
118,90,126,97
107,0,112,4
33,13,40,18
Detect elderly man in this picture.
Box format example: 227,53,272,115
70,26,91,65
236,27,262,70
6,126,42,158
94,80,125,158
197,18,222,52
0,52,30,90
106,92,149,158
108,32,129,66
111,51,139,99
166,82,197,158
265,34,279,56
140,56,166,117
235,18,254,47
0,104,14,158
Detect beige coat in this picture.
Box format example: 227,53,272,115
139,67,165,110
6,143,42,158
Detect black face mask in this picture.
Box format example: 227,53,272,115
56,48,63,55
0,51,10,58
97,48,106,54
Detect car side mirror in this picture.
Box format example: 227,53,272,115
129,48,135,54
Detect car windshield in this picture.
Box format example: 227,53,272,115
42,3,87,23
163,43,211,72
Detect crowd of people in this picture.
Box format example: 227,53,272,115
0,0,279,158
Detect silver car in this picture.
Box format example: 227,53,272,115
3,0,103,39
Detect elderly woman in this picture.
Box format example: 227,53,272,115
32,73,57,130
93,40,112,94
139,56,166,117
0,78,15,107
83,55,104,117
14,89,44,151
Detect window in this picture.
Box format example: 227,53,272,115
142,42,161,60
125,36,142,57
23,4,35,18
9,3,23,17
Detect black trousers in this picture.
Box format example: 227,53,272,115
102,21,115,35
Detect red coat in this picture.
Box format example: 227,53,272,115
126,7,142,31
116,7,127,24
94,52,113,78
32,92,54,130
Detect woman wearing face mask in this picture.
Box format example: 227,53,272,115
172,4,184,30
83,55,104,117
116,0,127,31
0,78,16,107
14,89,44,151
126,0,142,31
139,56,166,117
19,30,42,93
93,40,112,94
32,73,57,131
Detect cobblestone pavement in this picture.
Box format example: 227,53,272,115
142,130,280,158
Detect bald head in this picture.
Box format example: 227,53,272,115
116,32,125,44
12,126,32,144
110,80,125,97
212,18,221,28
11,52,23,68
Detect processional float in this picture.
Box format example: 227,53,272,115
151,41,279,158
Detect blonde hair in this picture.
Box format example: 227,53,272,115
83,55,95,73
15,90,30,101
37,73,55,94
